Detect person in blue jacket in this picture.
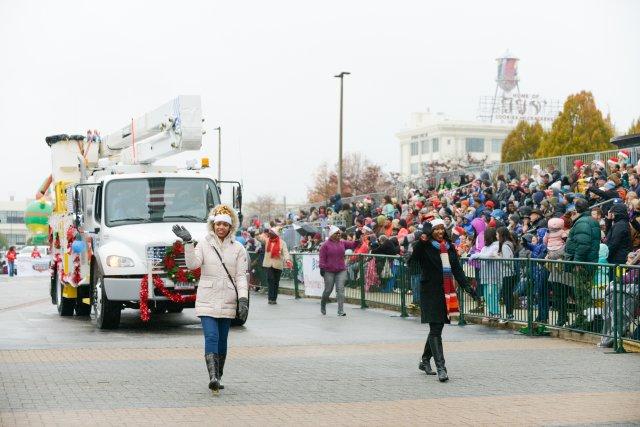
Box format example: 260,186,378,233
522,228,549,322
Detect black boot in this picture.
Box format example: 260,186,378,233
218,354,226,390
204,353,220,391
428,336,449,382
418,339,436,375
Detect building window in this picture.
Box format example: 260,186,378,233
410,142,419,156
491,139,503,153
0,211,24,224
432,138,439,153
421,140,429,153
465,138,485,153
6,233,26,246
410,163,419,175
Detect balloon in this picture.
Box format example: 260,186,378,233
71,240,86,254
24,199,52,235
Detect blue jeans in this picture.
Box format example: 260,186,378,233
8,262,15,277
200,316,231,354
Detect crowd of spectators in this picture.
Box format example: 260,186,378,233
240,151,640,345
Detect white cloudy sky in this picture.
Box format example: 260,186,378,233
1,0,638,204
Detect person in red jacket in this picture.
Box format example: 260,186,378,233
31,247,41,258
6,246,17,277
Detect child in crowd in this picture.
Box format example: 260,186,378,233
469,227,501,318
522,228,549,322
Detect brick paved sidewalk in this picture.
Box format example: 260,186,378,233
0,277,639,426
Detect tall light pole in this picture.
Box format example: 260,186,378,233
214,127,221,181
334,71,350,195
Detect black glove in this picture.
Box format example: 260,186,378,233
461,282,479,302
237,297,249,320
320,269,325,277
172,225,192,243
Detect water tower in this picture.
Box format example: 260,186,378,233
491,50,519,121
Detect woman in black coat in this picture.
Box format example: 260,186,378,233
410,220,478,382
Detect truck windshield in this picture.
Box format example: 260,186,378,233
105,178,220,227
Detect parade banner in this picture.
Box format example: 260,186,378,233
301,254,334,297
15,256,52,277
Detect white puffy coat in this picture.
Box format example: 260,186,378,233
185,233,249,319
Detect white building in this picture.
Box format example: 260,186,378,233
0,199,28,248
396,111,514,178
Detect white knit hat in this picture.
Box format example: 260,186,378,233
430,218,445,228
329,225,341,237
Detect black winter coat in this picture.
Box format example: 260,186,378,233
411,239,470,324
606,204,632,264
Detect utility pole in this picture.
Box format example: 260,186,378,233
214,127,222,181
334,72,350,195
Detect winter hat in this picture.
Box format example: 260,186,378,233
491,209,505,220
604,181,616,190
548,217,564,232
574,159,584,168
533,191,545,205
536,228,548,239
452,226,466,236
329,225,341,237
618,150,630,161
430,218,445,228
485,200,495,209
607,157,619,168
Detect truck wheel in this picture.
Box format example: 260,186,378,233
230,293,249,326
50,270,57,305
91,267,121,329
56,273,76,316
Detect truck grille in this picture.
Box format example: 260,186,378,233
146,245,188,274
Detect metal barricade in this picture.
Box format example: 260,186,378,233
248,250,640,349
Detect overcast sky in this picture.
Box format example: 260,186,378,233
1,0,638,204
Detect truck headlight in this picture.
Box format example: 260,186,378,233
106,255,135,267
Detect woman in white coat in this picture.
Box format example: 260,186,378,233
172,204,249,393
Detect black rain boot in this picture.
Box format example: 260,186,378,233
429,336,449,382
204,353,220,392
218,354,226,390
418,339,436,375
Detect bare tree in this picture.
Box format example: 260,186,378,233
307,153,397,202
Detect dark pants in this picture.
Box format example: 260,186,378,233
533,266,549,322
551,282,572,324
200,316,231,354
501,275,517,316
421,322,444,360
266,267,282,301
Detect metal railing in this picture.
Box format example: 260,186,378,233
432,147,640,186
248,251,639,351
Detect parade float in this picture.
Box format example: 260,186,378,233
41,96,245,328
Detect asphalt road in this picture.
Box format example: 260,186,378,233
0,275,639,426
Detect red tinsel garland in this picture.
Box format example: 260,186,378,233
139,274,197,322
71,255,82,285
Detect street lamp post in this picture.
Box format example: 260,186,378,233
214,127,221,181
334,71,350,195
